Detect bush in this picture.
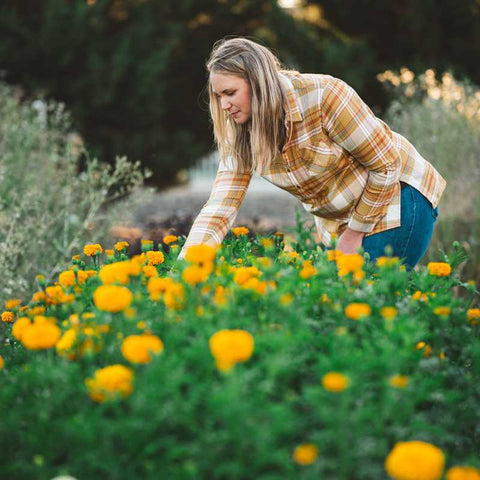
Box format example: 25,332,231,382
0,222,478,479
0,81,151,308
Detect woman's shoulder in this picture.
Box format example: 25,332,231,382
279,70,338,90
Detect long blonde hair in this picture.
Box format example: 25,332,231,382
206,37,286,174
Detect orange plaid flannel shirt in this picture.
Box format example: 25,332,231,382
179,71,446,257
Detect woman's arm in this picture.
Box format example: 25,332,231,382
177,157,252,259
322,76,401,236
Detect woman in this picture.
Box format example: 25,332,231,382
178,37,446,269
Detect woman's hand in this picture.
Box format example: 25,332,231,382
337,227,365,254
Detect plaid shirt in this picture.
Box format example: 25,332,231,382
180,72,446,257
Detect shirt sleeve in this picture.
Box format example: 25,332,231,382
321,76,401,233
178,156,252,259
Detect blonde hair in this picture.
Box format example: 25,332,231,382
206,37,286,174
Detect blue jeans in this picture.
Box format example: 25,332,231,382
362,182,438,269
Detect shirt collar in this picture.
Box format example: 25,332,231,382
279,72,304,123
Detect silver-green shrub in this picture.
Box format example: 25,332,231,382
0,82,151,305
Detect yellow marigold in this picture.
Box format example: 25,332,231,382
412,290,429,302
389,375,410,389
376,256,400,267
415,342,432,357
85,364,134,403
381,306,398,320
232,226,249,237
466,308,480,325
322,372,349,392
31,290,46,303
142,265,158,278
182,265,211,285
164,282,185,310
163,234,178,245
59,270,76,288
336,253,364,276
146,250,165,266
72,254,81,261
83,243,103,257
121,334,164,364
260,237,274,248
242,277,268,295
21,318,61,350
28,306,45,316
99,261,140,285
446,466,480,480
433,306,451,316
234,266,261,286
280,293,293,306
292,443,319,465
385,440,445,480
148,277,173,301
288,251,300,262
345,302,371,320
185,244,217,267
327,249,342,262
209,329,254,372
1,311,14,323
213,286,228,307
105,249,115,257
0,354,3,370
299,260,317,279
93,285,133,313
56,328,77,356
114,241,129,251
5,299,21,310
131,253,147,265
427,262,452,277
12,317,32,341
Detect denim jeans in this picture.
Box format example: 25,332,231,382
362,182,438,269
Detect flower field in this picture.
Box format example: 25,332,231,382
0,226,479,480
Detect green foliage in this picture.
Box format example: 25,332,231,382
0,81,150,307
0,227,478,479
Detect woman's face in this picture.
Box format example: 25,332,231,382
210,72,252,124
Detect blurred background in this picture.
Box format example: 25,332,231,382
0,0,479,301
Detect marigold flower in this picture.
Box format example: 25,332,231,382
232,226,249,237
1,311,14,323
85,364,134,403
56,329,77,357
327,249,342,262
299,260,317,279
260,237,274,248
182,265,210,285
381,306,398,320
141,239,154,251
412,290,429,302
427,262,452,277
213,286,228,307
185,244,217,267
146,250,165,266
12,317,32,341
5,299,21,310
142,265,158,278
385,440,445,480
345,302,371,320
446,466,480,480
148,277,174,301
121,334,164,364
31,291,46,303
105,249,115,257
209,329,254,372
415,342,432,357
433,306,451,316
83,243,103,257
163,283,185,310
59,270,76,288
466,308,480,325
234,266,261,286
93,285,133,313
114,241,129,251
0,355,3,370
376,256,400,267
242,277,268,295
280,293,293,306
389,375,410,388
163,235,178,245
21,317,61,350
99,261,139,285
256,256,272,268
292,443,319,465
336,253,364,276
288,251,300,262
322,372,349,392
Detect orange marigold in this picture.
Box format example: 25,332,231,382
146,250,165,266
93,285,133,313
345,302,371,320
209,329,254,372
292,443,319,465
83,243,103,256
427,262,452,277
1,311,14,323
232,226,249,237
163,235,178,245
121,334,164,364
322,372,349,392
85,364,134,403
446,466,480,480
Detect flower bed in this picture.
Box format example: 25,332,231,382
0,227,479,479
